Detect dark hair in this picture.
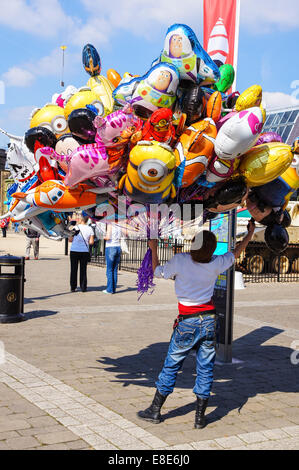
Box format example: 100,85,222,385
190,230,217,263
80,214,89,224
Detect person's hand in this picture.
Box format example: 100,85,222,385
148,239,158,251
247,219,255,238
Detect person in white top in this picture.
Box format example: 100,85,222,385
138,220,255,429
103,223,122,294
68,214,94,292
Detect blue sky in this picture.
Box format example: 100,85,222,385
0,0,298,148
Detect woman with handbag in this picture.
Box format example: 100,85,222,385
68,214,94,292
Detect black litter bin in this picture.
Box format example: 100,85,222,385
0,255,25,323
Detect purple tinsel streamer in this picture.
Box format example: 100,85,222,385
136,247,156,300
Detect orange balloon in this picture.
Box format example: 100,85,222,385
206,91,222,123
107,69,122,88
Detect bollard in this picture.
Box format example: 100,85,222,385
0,255,25,323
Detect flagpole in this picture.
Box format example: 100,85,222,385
232,0,241,93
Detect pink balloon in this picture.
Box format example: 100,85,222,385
63,143,110,188
94,105,142,148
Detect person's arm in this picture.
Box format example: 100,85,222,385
148,239,159,272
89,235,94,246
104,224,112,241
232,219,255,259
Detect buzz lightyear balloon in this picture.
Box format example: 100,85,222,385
113,63,179,119
153,24,220,85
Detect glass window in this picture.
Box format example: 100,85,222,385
277,126,285,138
265,114,275,126
281,124,293,142
273,113,284,125
280,111,292,124
289,110,299,123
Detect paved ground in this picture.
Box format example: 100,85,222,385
0,231,298,450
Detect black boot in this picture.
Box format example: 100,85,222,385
137,390,167,424
194,397,209,429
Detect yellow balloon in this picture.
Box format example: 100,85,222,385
238,142,294,187
87,75,115,115
64,87,104,119
30,104,69,138
235,85,262,111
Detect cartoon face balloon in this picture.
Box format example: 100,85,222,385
154,24,220,84
113,63,179,119
214,107,264,160
30,104,69,138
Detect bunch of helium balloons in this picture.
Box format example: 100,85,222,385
1,23,299,253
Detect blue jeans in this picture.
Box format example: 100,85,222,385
156,315,216,399
105,246,121,293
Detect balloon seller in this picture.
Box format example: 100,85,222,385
137,221,255,429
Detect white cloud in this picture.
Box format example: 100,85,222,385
2,67,35,87
1,48,80,88
241,0,299,33
0,0,73,38
262,91,299,111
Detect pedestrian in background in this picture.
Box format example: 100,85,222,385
69,214,94,292
0,217,9,237
24,228,40,259
103,223,122,294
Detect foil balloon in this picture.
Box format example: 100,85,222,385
68,108,98,142
12,180,109,212
107,69,122,88
25,126,57,154
215,107,264,160
141,108,176,145
265,224,289,253
113,63,180,119
235,85,262,111
30,104,69,138
153,23,220,85
118,140,176,204
39,144,112,188
64,87,105,119
2,136,35,184
94,105,143,171
248,165,299,209
206,155,235,183
203,176,248,213
238,142,294,187
256,132,282,146
174,118,217,187
82,43,101,77
179,84,205,126
82,43,115,114
214,64,235,93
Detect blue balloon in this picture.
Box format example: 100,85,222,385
152,23,220,85
82,44,101,77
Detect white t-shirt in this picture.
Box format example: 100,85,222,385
154,252,235,306
105,225,122,248
71,224,94,252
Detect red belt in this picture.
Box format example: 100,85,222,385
178,301,215,316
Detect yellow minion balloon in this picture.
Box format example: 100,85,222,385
64,87,106,120
30,104,69,138
118,140,176,204
238,142,294,187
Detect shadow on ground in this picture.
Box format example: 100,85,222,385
24,310,58,320
96,326,299,422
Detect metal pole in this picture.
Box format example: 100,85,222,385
65,238,68,256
